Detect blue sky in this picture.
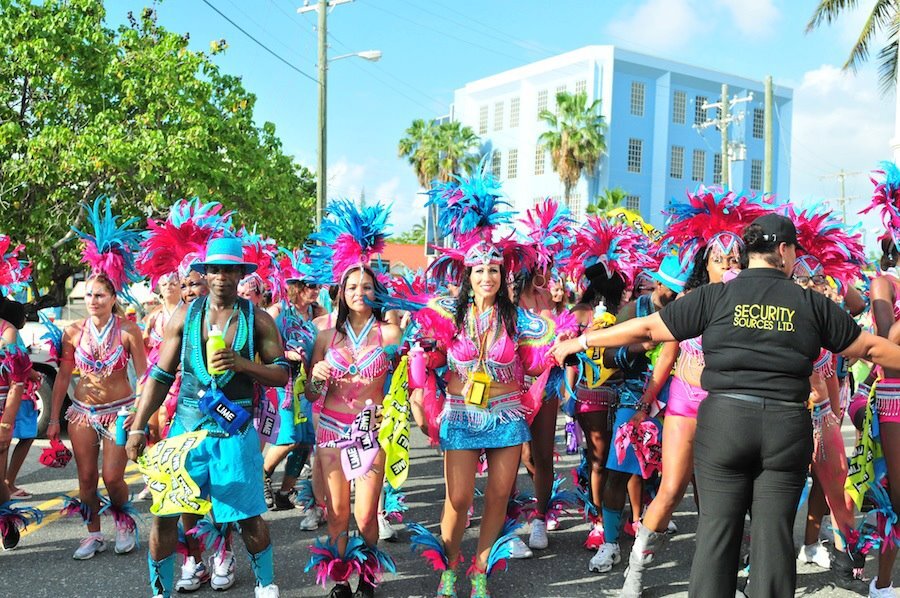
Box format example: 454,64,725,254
104,0,895,249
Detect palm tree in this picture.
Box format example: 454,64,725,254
587,186,628,215
398,119,440,189
434,121,481,182
807,1,899,93
538,91,608,208
394,217,427,245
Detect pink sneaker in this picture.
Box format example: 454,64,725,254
546,512,560,532
623,521,639,537
584,524,605,550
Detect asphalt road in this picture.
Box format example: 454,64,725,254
0,417,888,597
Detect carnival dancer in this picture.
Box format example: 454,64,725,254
127,236,289,598
619,187,768,596
302,200,401,598
561,216,656,553
48,198,148,559
0,237,41,551
263,248,322,512
406,165,564,598
550,212,900,597
854,162,900,597
2,299,39,500
516,198,575,551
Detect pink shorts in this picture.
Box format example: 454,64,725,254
665,376,707,419
575,387,615,415
876,378,900,424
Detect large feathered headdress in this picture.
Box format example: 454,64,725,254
518,198,575,275
425,156,534,284
662,186,771,269
564,216,656,287
788,202,866,286
235,226,284,301
301,199,391,285
136,198,232,287
72,197,142,296
0,235,32,296
861,161,900,248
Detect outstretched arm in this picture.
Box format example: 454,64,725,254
550,312,675,366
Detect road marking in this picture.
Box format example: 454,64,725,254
21,464,144,538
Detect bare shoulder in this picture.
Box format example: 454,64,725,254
381,322,403,344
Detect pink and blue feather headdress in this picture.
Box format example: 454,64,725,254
563,215,656,287
235,226,284,301
662,186,771,269
861,161,900,249
136,198,232,287
425,157,535,284
0,235,32,297
518,198,575,276
301,199,391,285
72,196,143,298
788,202,866,287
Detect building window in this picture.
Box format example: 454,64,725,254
533,196,544,206
627,138,643,174
750,159,763,190
536,89,548,118
673,91,686,125
752,108,764,139
670,146,684,179
534,145,545,175
625,195,641,212
491,151,502,179
569,193,583,218
494,102,504,131
556,84,567,96
694,96,707,126
630,81,645,117
713,153,722,185
575,79,587,95
692,149,706,182
478,105,488,135
509,97,520,128
507,148,518,179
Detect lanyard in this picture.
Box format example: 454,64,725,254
345,315,376,355
205,302,239,341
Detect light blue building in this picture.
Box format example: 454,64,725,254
449,45,792,228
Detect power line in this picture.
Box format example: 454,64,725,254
219,0,308,64
200,0,319,85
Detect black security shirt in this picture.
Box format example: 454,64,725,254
659,268,861,401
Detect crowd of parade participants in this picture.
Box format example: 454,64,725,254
11,160,900,598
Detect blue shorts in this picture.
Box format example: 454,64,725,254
166,421,267,523
13,400,38,440
606,406,661,476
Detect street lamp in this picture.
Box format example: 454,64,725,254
299,0,381,227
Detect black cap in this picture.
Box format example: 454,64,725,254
750,213,803,249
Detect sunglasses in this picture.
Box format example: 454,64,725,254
793,274,826,285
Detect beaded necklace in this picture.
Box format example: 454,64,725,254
79,316,124,376
188,296,250,389
466,305,497,375
343,315,376,375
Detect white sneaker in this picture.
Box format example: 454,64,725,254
176,556,211,592
210,550,236,591
545,512,560,532
870,579,897,597
73,535,106,560
299,463,312,479
529,519,548,550
666,519,678,534
797,541,831,569
136,485,153,501
255,583,280,598
115,526,137,554
300,505,325,531
508,536,533,559
589,542,621,573
378,512,397,542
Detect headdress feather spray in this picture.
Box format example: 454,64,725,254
72,197,142,299
789,201,866,286
861,161,900,248
563,216,656,288
0,235,31,296
518,198,575,274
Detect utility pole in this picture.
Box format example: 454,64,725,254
820,170,861,223
694,86,753,188
764,75,773,194
298,0,354,227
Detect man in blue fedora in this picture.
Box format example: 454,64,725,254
587,253,691,575
128,236,290,598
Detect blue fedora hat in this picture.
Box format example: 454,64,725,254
645,254,691,294
191,237,258,274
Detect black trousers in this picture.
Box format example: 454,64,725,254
689,394,812,598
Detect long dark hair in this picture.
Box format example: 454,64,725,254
335,265,385,338
578,264,626,316
454,265,518,339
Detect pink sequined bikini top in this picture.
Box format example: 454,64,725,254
324,318,390,380
74,316,129,375
447,309,520,384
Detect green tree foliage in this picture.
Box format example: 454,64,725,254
393,217,426,245
398,119,481,188
807,0,899,93
586,187,628,215
538,91,608,207
0,1,315,306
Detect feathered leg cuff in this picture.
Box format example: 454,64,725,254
466,519,522,578
407,521,462,572
360,543,396,587
187,519,231,561
0,500,43,536
59,495,93,525
305,536,366,588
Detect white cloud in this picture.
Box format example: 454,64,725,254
605,0,699,54
789,63,895,250
715,0,779,36
327,157,367,201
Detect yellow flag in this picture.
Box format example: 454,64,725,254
139,431,212,516
845,384,882,509
379,356,410,488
